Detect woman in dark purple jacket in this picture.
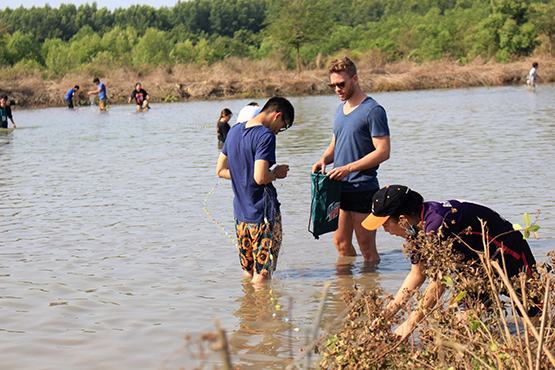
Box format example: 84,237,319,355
362,184,537,339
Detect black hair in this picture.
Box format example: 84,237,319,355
219,108,232,118
260,96,294,126
1,94,8,100
391,190,424,219
247,101,258,106
74,85,80,90
93,77,100,83
532,62,539,68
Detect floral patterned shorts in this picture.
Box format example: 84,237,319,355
235,213,282,275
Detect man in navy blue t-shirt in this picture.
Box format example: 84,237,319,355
216,97,295,285
64,85,80,109
312,56,391,263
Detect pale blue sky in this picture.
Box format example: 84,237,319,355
2,0,179,10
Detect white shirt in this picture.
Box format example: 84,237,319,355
235,105,261,125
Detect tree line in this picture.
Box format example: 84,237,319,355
0,0,554,76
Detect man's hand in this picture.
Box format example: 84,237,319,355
327,165,351,181
272,164,289,179
311,159,327,174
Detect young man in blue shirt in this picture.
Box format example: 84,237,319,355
87,78,108,111
64,85,79,109
216,97,294,285
312,56,391,263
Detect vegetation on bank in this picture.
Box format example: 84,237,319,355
0,0,555,78
2,57,553,108
318,226,555,369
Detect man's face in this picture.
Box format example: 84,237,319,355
269,112,290,135
329,72,357,101
136,84,142,90
0,98,5,107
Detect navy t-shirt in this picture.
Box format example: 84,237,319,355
98,82,107,101
415,200,535,276
222,123,280,223
333,96,389,192
65,88,75,101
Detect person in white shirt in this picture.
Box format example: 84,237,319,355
526,62,539,90
235,102,261,125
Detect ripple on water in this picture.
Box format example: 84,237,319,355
0,86,554,369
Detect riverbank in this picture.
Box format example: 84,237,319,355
1,56,553,108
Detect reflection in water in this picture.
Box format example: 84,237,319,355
329,257,381,320
0,85,554,369
229,282,292,369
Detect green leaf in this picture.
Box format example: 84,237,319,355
454,291,467,303
470,320,480,332
443,275,454,287
528,224,540,232
523,212,531,227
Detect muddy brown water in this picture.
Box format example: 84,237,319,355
1,85,554,369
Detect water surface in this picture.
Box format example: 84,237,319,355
1,84,554,369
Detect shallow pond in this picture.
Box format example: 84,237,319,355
1,84,554,369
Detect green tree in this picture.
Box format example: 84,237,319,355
265,0,333,70
170,40,196,64
6,31,42,64
43,38,74,75
101,26,137,63
132,28,171,66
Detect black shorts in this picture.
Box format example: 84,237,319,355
0,121,7,129
340,189,378,213
66,99,74,109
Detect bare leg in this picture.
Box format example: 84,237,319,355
352,212,380,263
251,269,270,286
332,209,357,257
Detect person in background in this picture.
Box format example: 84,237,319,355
216,97,294,285
526,62,539,90
87,77,108,111
362,185,537,339
217,108,232,148
311,56,390,264
128,82,150,112
235,101,261,125
0,95,16,129
64,85,80,109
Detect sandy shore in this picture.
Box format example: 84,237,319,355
1,57,553,109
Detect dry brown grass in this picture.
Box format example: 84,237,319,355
1,56,554,108
318,227,555,370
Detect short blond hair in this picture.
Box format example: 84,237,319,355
328,56,357,77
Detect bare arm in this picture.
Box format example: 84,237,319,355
383,262,427,320
88,87,101,95
7,109,16,128
311,135,335,173
394,279,446,339
254,160,289,185
216,153,231,180
328,135,390,180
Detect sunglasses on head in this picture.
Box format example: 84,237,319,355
328,81,347,89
